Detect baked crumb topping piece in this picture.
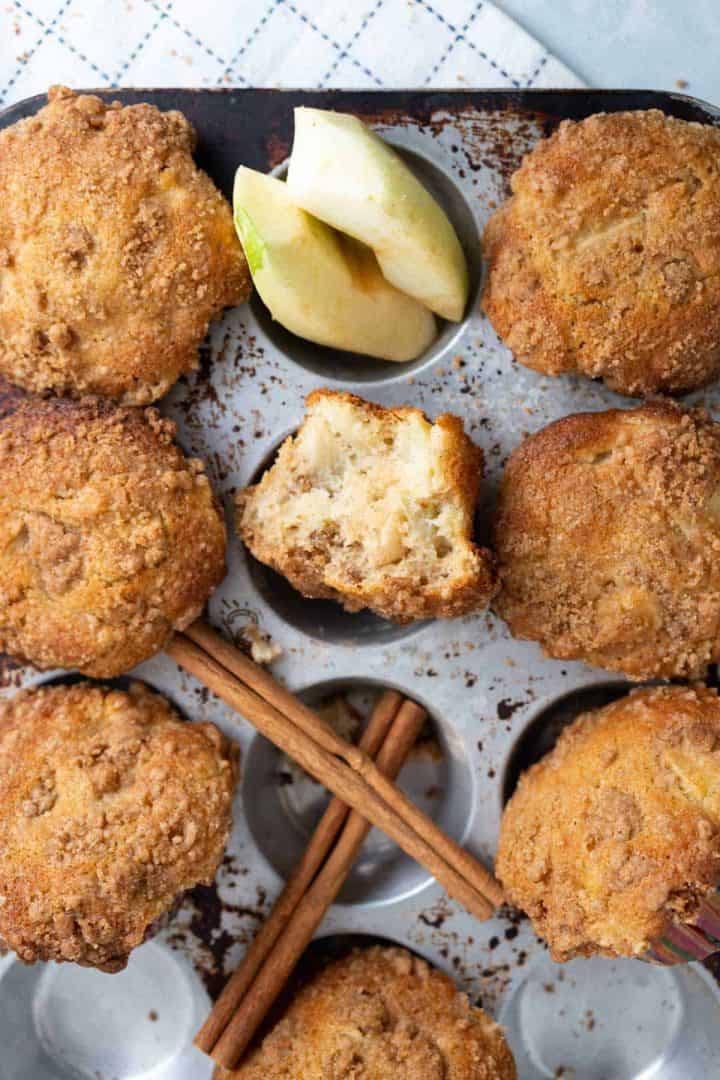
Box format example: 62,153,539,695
236,389,496,622
0,85,250,403
236,945,516,1078
483,109,720,397
0,681,238,971
0,390,226,676
497,685,720,961
494,400,720,679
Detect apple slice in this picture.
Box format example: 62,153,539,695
286,107,469,322
233,167,436,362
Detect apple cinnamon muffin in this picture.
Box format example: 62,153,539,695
483,109,720,396
235,946,516,1078
0,390,226,676
494,401,720,679
497,685,720,961
236,390,496,622
0,681,238,971
0,86,250,403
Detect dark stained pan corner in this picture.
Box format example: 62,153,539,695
1,86,719,200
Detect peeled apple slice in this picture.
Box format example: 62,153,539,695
286,106,469,322
233,166,437,362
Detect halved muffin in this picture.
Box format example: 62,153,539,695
236,390,496,622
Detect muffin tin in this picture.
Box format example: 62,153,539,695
2,86,720,1080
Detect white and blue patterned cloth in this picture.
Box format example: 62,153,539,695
0,0,582,109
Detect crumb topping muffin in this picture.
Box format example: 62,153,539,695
236,389,496,622
483,110,720,397
497,685,720,961
235,945,516,1078
0,682,238,971
0,86,250,403
0,391,226,676
494,401,720,679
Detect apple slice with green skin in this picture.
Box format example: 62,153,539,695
233,167,437,363
286,107,469,322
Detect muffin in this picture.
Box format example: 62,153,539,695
497,685,720,962
234,945,516,1078
236,389,496,622
0,681,238,971
483,109,720,397
494,401,720,679
0,86,250,403
0,390,226,676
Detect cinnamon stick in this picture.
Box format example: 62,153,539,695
166,631,498,921
214,697,428,1072
194,688,403,1055
181,621,504,910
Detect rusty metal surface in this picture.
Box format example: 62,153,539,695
1,87,720,1079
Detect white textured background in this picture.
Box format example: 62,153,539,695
0,0,582,109
496,0,720,106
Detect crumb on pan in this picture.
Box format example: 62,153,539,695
241,623,283,666
493,400,720,679
0,85,251,403
0,681,238,971
235,389,497,623
497,685,720,961
236,945,516,1078
482,109,720,397
0,392,226,676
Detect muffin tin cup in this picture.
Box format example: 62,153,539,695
500,951,720,1080
0,942,213,1080
242,678,474,907
3,86,720,1079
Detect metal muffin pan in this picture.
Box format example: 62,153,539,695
2,87,720,1080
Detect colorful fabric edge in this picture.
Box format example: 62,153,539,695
646,888,720,965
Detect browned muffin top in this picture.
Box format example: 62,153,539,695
0,391,226,676
494,400,720,679
0,86,250,403
497,685,720,961
0,681,238,971
235,946,516,1078
483,110,720,396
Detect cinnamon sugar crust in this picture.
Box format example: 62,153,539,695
235,946,516,1078
0,682,238,971
483,110,720,397
236,389,496,623
497,685,720,961
0,392,226,676
494,401,720,679
0,86,250,403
